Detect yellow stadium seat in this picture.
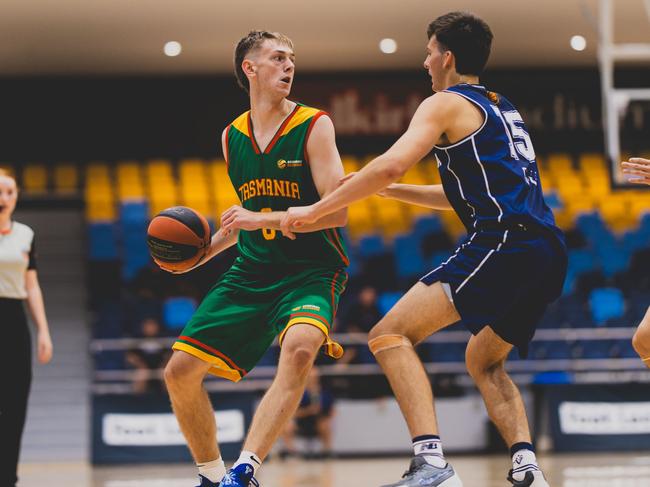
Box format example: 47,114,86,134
599,196,633,232
210,160,240,216
440,211,465,240
547,153,574,175
347,200,376,240
116,161,144,201
419,158,441,184
53,164,79,194
552,209,575,230
86,162,111,183
341,156,359,176
565,196,597,217
145,160,177,216
22,164,48,194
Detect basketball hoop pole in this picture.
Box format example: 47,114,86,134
599,0,650,178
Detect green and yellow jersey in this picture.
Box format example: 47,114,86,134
225,103,348,269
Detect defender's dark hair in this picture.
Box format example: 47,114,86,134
427,12,493,76
234,30,294,93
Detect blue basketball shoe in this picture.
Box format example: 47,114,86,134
195,474,220,487
219,464,260,487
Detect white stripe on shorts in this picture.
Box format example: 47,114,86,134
456,230,509,293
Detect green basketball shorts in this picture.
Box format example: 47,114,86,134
172,258,348,382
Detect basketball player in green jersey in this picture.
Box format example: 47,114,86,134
163,31,349,487
622,156,650,366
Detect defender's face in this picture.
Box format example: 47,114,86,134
0,176,17,218
423,36,447,92
251,40,295,96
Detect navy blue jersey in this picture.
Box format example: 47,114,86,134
433,84,560,239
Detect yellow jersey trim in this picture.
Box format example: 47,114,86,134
230,111,250,137
280,106,322,137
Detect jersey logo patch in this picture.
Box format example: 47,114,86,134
277,159,303,169
301,304,321,311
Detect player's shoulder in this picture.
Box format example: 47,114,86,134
11,221,34,240
417,91,468,117
292,103,330,127
225,110,251,138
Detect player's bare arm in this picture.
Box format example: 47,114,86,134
379,183,452,209
622,157,650,185
339,171,452,210
221,115,348,237
280,92,457,236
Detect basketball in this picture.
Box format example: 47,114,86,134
146,206,211,272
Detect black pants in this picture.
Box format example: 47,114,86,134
0,298,31,487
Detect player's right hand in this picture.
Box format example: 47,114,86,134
622,157,650,185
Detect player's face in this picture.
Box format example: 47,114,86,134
423,36,449,92
0,176,18,218
252,40,295,97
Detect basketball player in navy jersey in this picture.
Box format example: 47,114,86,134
622,156,650,366
282,12,566,487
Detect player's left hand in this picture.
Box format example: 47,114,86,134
37,329,53,364
622,157,650,185
221,205,262,232
280,205,318,239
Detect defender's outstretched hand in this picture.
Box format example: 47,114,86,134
221,205,262,232
280,205,318,239
622,158,650,185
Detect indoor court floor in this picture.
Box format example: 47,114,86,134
19,453,650,486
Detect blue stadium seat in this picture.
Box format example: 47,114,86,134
589,287,625,325
88,222,119,261
119,202,151,279
358,234,386,258
394,234,425,278
543,191,561,209
119,201,148,225
377,291,402,315
163,297,198,330
413,215,443,236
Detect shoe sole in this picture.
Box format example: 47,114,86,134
438,474,464,487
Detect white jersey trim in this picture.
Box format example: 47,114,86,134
443,148,477,222
421,232,478,281
471,136,504,222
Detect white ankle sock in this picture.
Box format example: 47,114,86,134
233,450,262,476
511,448,540,481
413,436,446,468
197,457,226,483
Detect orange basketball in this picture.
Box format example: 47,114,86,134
146,206,211,272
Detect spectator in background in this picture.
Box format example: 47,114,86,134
338,285,381,366
0,169,53,487
281,368,335,459
125,317,171,394
621,156,650,366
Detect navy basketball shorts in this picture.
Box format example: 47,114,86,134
420,228,567,357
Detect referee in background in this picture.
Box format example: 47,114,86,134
0,169,53,487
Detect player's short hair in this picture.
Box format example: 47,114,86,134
234,30,294,93
427,12,493,76
0,168,15,181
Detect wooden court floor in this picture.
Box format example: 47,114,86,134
19,453,650,486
